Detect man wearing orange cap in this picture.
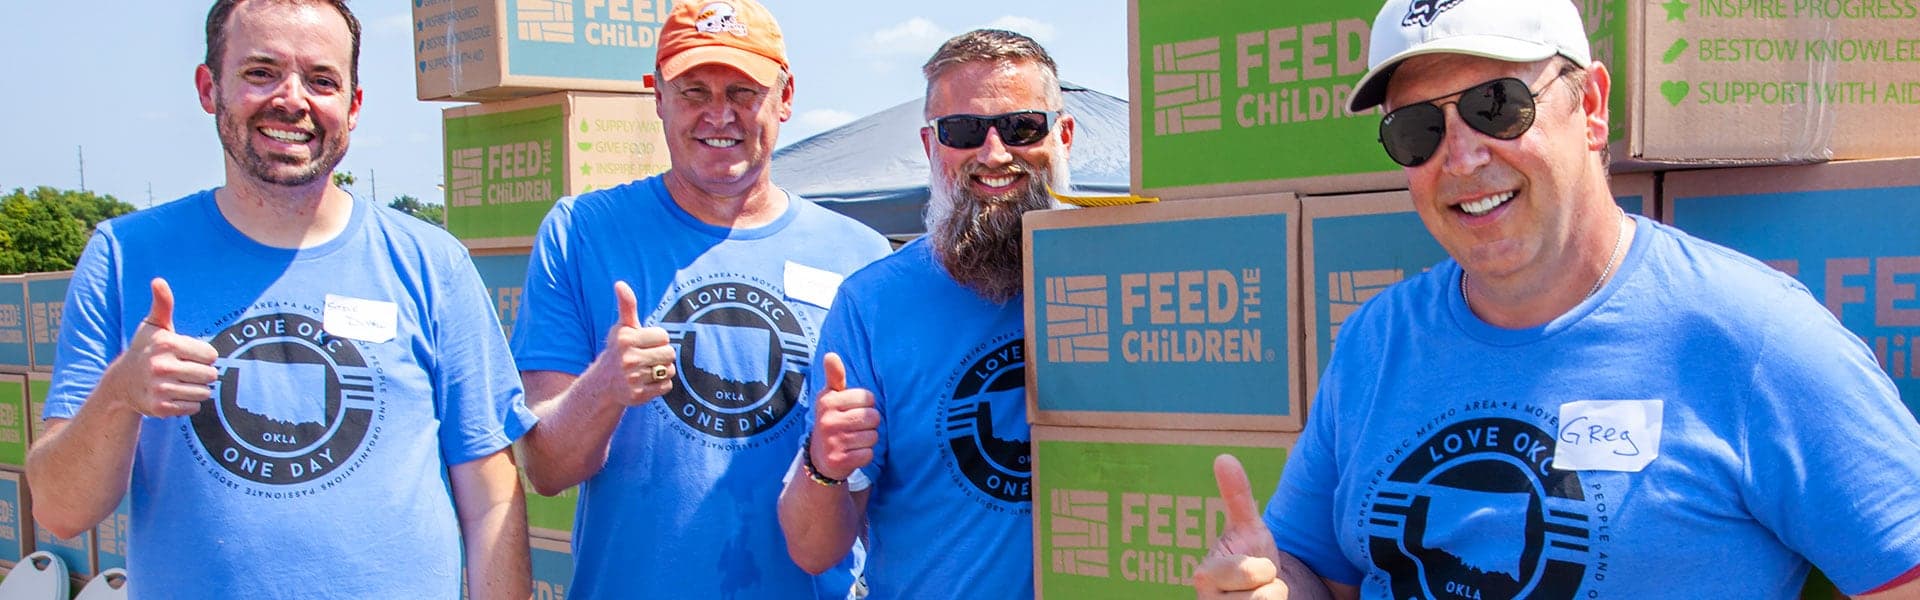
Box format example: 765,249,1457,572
508,1,890,598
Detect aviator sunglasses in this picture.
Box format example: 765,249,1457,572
928,110,1057,149
1377,75,1563,167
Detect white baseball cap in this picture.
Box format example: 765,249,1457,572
1348,0,1592,113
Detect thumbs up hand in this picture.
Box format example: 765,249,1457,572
1195,453,1290,599
120,278,220,418
586,281,676,406
806,353,879,482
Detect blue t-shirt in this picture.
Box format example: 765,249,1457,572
512,175,891,600
46,190,536,598
815,238,1035,599
1270,216,1920,598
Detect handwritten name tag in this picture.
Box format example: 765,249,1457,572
323,294,397,344
1555,399,1663,472
784,261,845,309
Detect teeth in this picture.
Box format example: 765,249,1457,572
700,138,739,148
260,128,312,143
1460,191,1514,216
978,175,1016,187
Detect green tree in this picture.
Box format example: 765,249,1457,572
387,195,446,228
0,186,137,274
332,171,356,190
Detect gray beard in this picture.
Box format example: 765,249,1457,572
925,164,1065,304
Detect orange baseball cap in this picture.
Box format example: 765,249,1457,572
656,0,789,88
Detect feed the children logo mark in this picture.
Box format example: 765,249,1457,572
195,312,381,489
1366,416,1601,599
939,335,1032,508
655,276,811,441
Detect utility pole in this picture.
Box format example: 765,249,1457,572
77,146,86,191
146,182,155,208
371,169,378,205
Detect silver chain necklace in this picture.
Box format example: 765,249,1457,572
1462,211,1631,311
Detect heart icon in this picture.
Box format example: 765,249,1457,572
1660,81,1690,106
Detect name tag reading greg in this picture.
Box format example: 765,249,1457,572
323,294,398,344
1555,399,1663,472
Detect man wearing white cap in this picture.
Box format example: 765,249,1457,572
1195,0,1920,598
509,0,889,597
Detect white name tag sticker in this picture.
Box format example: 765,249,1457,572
784,261,845,309
1555,399,1663,472
323,294,398,344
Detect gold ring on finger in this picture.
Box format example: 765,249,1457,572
651,364,670,381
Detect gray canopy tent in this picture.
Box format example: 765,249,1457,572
771,83,1130,241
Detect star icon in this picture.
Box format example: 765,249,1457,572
1663,0,1691,22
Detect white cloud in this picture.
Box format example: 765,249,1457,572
983,16,1056,43
866,17,952,57
797,109,858,132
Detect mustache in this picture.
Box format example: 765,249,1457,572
929,157,1056,304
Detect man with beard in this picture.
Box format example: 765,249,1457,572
26,1,535,597
508,0,890,597
777,29,1071,598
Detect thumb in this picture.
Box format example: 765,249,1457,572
822,352,847,393
614,281,640,328
1214,454,1265,534
146,277,175,331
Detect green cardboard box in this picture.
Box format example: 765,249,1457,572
414,0,666,102
524,471,578,541
443,92,669,247
1033,426,1294,599
0,375,26,470
25,373,48,445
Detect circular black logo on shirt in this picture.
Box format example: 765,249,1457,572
193,313,376,486
938,336,1032,506
657,280,809,439
1367,417,1594,600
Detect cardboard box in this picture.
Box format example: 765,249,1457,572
469,248,532,339
0,471,31,569
531,535,573,600
23,272,70,373
413,0,666,102
92,496,130,572
1583,0,1920,164
523,471,578,542
444,92,669,247
1032,426,1295,599
25,373,48,444
1024,194,1302,431
33,520,93,581
1663,157,1920,419
0,276,26,373
1300,176,1661,398
1129,0,1404,199
0,375,26,470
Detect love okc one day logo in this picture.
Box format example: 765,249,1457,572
655,277,812,440
193,312,380,488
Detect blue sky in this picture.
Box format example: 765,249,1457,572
0,2,1126,210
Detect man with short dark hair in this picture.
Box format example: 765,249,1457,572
777,28,1073,599
27,1,534,597
1196,0,1920,598
508,0,891,597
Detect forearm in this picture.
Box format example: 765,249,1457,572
777,476,866,574
516,369,628,495
452,451,532,600
25,363,144,538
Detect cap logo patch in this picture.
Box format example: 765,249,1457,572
1403,0,1464,27
696,2,750,37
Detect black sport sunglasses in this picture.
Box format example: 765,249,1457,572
1377,75,1563,167
928,110,1057,149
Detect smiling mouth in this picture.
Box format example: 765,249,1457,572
974,173,1025,188
699,138,740,148
260,128,313,144
1458,191,1514,216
